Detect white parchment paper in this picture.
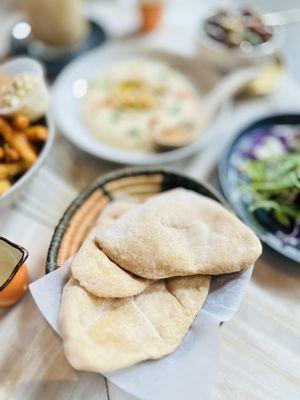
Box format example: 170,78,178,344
29,258,253,400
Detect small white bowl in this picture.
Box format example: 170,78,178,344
197,11,283,72
0,57,49,119
0,57,53,209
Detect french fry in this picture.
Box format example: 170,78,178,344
10,133,37,166
12,114,30,131
0,179,11,195
1,118,37,165
0,115,47,192
0,162,26,179
0,117,13,142
25,125,48,142
3,144,20,162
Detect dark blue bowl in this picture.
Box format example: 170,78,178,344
219,113,300,264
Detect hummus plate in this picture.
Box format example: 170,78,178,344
51,42,231,165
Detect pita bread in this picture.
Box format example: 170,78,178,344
96,197,138,230
60,275,210,373
96,188,262,279
72,200,151,297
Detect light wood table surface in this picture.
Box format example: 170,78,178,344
1,2,300,400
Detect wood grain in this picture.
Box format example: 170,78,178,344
1,2,300,399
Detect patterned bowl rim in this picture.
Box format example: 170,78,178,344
218,112,300,263
46,166,227,274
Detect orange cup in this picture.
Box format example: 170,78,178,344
140,3,164,32
0,237,29,307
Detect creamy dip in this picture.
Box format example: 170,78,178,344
81,60,199,152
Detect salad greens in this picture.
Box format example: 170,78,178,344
240,126,300,240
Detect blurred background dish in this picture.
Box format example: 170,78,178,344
0,57,48,120
8,0,107,77
80,58,202,153
0,57,48,119
197,6,283,72
23,0,89,47
51,43,233,165
236,55,284,98
139,0,165,32
219,113,300,263
9,20,106,78
204,7,274,49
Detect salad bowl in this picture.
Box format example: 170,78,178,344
219,113,300,263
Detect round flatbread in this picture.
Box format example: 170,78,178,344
96,188,262,279
72,199,151,297
60,275,210,373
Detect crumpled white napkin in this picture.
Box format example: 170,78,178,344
29,258,252,400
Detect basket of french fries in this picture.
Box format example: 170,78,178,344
0,57,54,206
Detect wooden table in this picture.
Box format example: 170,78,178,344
2,111,300,400
1,2,300,399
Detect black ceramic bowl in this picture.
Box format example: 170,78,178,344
219,113,300,263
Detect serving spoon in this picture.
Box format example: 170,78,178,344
153,66,260,150
263,9,300,27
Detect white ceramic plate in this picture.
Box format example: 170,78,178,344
51,42,231,165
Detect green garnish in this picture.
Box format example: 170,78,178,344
90,79,110,90
127,127,140,137
168,104,181,114
243,152,300,226
158,68,169,81
111,110,122,122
